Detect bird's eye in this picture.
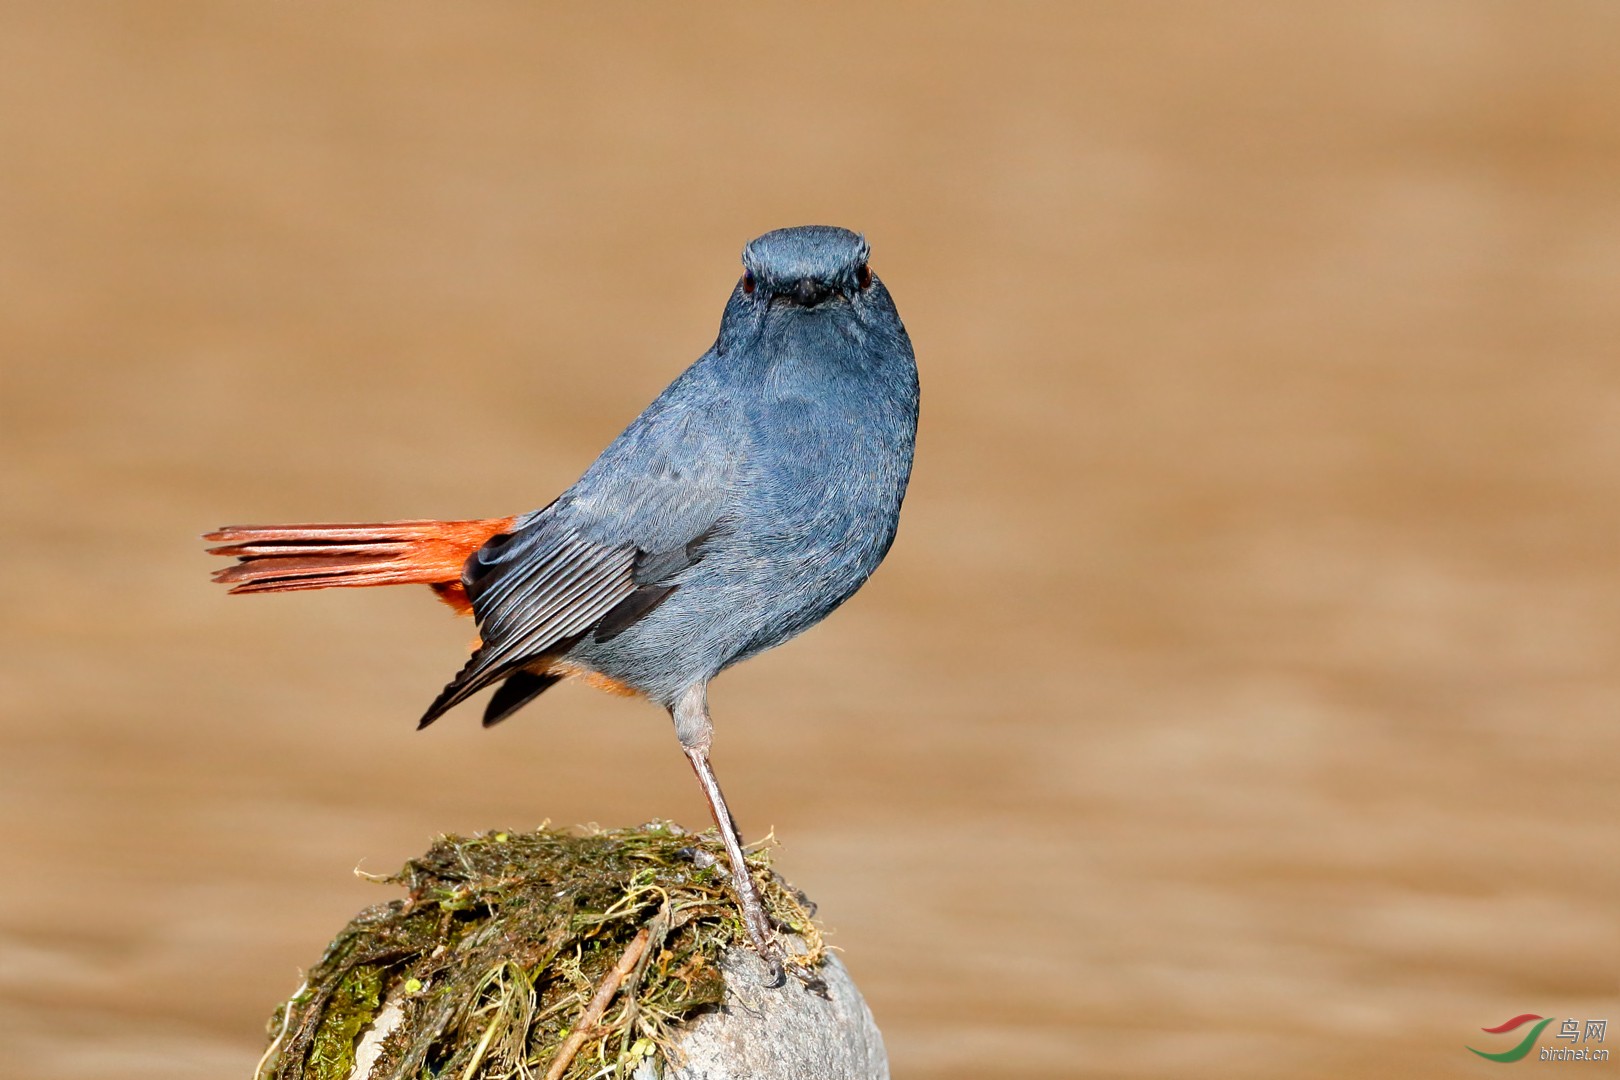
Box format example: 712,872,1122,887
856,263,872,290
742,271,755,295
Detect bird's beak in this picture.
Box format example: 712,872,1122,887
788,278,834,308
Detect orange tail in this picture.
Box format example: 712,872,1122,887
205,517,516,614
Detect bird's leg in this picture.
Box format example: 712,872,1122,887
672,684,784,984
684,745,782,972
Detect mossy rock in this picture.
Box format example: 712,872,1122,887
255,822,885,1080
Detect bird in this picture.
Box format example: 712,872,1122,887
205,225,918,979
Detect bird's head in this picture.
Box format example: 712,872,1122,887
738,226,874,310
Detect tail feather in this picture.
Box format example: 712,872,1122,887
205,517,515,612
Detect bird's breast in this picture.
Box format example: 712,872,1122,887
738,376,913,558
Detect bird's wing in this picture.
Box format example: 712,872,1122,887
419,388,738,726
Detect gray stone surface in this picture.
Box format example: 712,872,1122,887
633,950,888,1080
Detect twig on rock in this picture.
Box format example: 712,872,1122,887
543,928,652,1080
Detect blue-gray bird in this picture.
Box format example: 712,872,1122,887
206,226,919,974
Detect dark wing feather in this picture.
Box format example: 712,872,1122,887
482,669,565,727
419,528,638,727
592,521,729,642
592,584,678,643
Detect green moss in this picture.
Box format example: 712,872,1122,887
257,822,822,1080
307,965,382,1080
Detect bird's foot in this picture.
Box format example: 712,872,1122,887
730,862,787,987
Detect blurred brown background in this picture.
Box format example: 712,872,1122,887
2,4,1617,1078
